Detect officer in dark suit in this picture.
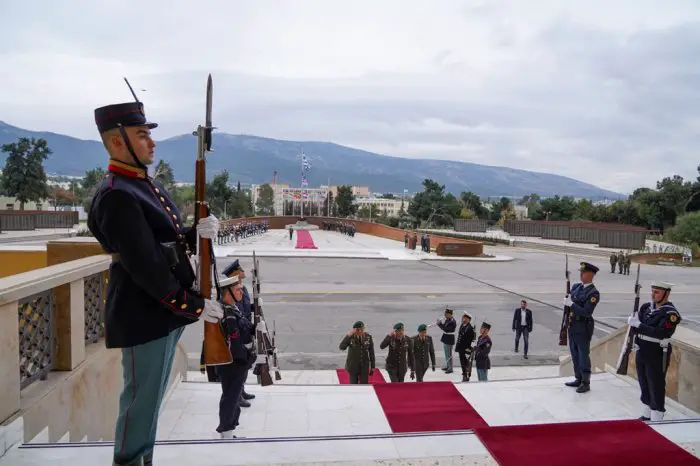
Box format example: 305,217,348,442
221,259,256,406
88,100,223,466
214,275,257,438
512,300,533,359
455,312,476,382
437,307,457,373
628,281,681,421
563,262,600,393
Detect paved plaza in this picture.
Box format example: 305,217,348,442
182,230,700,371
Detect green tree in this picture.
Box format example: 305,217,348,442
1,137,51,210
255,183,275,215
357,205,371,220
460,191,489,219
335,185,357,217
207,171,234,217
153,160,176,190
667,212,700,246
80,167,107,212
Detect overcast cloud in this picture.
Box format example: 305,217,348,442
1,0,698,193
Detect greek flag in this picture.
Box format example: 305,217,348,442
301,153,311,172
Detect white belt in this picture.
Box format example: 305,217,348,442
636,334,670,347
244,343,253,349
443,332,455,335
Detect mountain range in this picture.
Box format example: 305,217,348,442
0,120,623,199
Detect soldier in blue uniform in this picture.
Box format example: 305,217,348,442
213,275,257,438
221,259,256,406
628,281,681,421
88,100,223,466
563,262,600,393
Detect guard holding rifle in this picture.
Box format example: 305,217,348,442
563,262,600,394
213,275,257,438
339,321,376,384
628,281,681,421
222,259,256,407
455,312,476,382
88,98,222,466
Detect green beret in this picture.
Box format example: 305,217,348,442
417,324,427,332
394,322,404,330
353,321,364,329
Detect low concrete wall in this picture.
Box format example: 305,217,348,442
560,325,700,413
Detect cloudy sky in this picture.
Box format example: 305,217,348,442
1,0,698,193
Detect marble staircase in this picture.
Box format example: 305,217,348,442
3,369,700,465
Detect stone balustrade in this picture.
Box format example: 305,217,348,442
0,254,111,425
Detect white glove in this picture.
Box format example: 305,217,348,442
196,215,219,240
627,313,641,328
202,299,224,323
258,297,264,307
563,297,573,307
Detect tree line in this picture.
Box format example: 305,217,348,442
1,137,698,248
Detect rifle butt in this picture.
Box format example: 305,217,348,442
203,322,232,365
259,366,274,386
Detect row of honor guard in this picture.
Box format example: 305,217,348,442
561,261,682,421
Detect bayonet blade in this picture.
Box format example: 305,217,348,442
205,74,214,152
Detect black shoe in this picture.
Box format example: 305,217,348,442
639,416,650,421
514,348,518,353
445,369,453,374
143,453,153,466
576,383,590,393
239,399,251,408
565,379,582,387
524,355,528,359
242,391,255,400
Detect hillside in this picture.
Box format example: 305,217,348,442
0,120,623,199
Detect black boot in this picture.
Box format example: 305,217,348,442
242,391,255,400
565,378,581,387
462,373,468,382
576,374,590,393
239,397,251,408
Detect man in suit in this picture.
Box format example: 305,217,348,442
512,300,533,359
455,312,476,381
88,100,223,466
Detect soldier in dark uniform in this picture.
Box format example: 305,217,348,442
88,100,223,466
221,259,255,407
455,312,476,382
412,324,436,382
563,262,600,394
474,322,492,381
211,275,257,438
437,308,457,373
609,252,617,273
339,321,376,384
628,281,681,421
380,322,415,382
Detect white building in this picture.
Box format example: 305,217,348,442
353,197,408,217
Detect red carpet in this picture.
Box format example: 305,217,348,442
475,419,700,466
336,368,386,384
373,381,488,433
295,230,317,249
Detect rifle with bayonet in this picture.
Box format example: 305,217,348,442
195,74,232,366
465,319,478,381
251,250,275,385
616,264,642,375
558,254,572,346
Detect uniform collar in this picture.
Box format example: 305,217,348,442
108,159,147,179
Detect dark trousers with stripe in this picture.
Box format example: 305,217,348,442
216,362,248,433
113,327,184,465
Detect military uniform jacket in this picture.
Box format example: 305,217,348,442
340,333,376,373
380,335,415,372
220,302,256,367
455,323,476,352
87,161,204,348
635,301,681,356
474,335,492,370
412,335,436,369
241,285,253,321
437,318,457,345
568,283,600,329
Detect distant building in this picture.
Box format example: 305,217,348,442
353,197,408,217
